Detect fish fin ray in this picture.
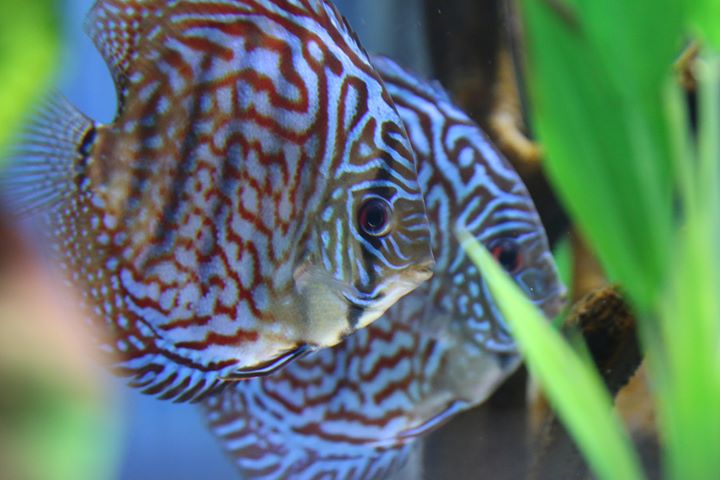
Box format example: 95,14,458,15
1,95,95,216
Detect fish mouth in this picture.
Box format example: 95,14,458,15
342,260,434,330
221,344,314,381
341,258,434,303
411,258,435,282
291,257,434,344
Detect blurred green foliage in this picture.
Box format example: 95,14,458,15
519,0,679,312
0,372,119,480
690,0,720,49
462,0,720,478
652,53,720,479
0,0,61,156
0,2,120,480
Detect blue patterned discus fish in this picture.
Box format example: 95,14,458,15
1,2,435,401
202,55,567,479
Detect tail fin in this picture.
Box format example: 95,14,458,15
1,96,96,216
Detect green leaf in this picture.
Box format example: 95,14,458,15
650,51,720,480
571,0,685,97
519,0,678,312
458,229,644,480
518,1,720,479
689,0,720,48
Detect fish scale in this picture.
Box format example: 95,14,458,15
2,1,434,401
202,56,567,479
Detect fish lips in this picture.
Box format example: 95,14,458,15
515,268,568,319
344,258,435,330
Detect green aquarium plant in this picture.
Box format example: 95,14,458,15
462,0,720,478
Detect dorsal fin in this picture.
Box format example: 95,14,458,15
85,0,168,105
320,0,372,61
371,54,454,104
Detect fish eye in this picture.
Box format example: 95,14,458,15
358,197,393,237
489,238,523,273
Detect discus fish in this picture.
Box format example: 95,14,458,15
1,2,434,401
202,56,566,479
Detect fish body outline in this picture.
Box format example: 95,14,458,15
202,55,567,479
1,1,434,401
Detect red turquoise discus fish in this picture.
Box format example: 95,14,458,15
1,1,434,401
202,56,567,479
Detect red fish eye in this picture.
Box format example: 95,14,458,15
490,238,523,273
358,197,393,237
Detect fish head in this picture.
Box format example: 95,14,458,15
478,209,568,328
369,56,566,357
428,159,567,402
270,10,437,349
437,125,568,354
76,0,437,391
293,117,435,349
489,227,568,320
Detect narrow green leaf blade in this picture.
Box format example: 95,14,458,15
458,229,644,480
